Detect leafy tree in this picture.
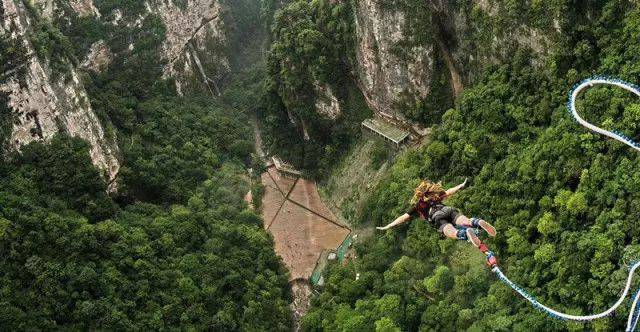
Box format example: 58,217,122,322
304,2,640,331
0,2,292,330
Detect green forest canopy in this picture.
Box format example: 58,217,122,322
299,1,640,331
4,0,640,331
0,1,292,330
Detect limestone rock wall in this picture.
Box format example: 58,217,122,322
155,0,229,95
353,0,434,123
448,1,558,83
1,0,120,188
0,0,233,190
350,0,560,127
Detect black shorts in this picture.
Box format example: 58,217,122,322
430,206,460,233
407,204,460,233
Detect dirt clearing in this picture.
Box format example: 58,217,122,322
260,166,350,281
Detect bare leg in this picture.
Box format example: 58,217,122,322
443,223,482,247
442,224,458,239
461,214,496,237
454,215,473,227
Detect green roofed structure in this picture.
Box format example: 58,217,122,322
310,234,354,286
362,118,410,147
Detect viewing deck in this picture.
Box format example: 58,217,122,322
272,156,302,178
361,118,410,146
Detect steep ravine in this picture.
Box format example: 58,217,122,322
0,0,230,187
1,0,121,187
252,120,350,329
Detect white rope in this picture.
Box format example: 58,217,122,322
494,77,640,330
568,77,640,152
493,263,640,325
627,290,640,331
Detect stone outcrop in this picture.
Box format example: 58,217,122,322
353,0,433,123
314,83,341,120
32,0,99,18
67,0,100,17
0,0,233,190
155,0,229,95
1,0,120,189
81,40,112,73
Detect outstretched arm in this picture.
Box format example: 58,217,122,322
377,213,412,231
444,178,468,198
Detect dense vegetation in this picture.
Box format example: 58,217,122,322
6,0,640,330
303,1,640,331
0,1,292,330
0,136,291,330
260,0,372,177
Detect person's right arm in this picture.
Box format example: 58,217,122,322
376,213,412,231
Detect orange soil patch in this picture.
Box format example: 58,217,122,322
267,167,297,195
288,179,339,222
269,201,350,280
261,171,287,228
260,166,350,281
244,191,253,210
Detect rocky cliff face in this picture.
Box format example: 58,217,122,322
0,0,120,188
351,0,559,128
0,0,231,189
155,0,228,96
446,1,558,83
353,0,434,124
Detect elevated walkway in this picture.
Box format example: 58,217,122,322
272,156,302,178
361,118,410,147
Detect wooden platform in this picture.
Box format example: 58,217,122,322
362,118,410,146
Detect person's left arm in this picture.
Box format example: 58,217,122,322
444,178,468,198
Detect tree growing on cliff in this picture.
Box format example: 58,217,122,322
303,1,640,331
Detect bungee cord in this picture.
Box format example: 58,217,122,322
492,262,640,326
568,77,640,152
492,77,640,331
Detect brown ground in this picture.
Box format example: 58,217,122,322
261,166,350,281
288,178,340,223
290,280,312,331
267,167,297,195
261,171,287,228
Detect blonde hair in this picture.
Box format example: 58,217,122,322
410,180,445,205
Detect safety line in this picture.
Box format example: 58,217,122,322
494,77,640,331
493,262,640,324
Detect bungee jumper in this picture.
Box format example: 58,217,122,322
376,178,498,267
373,77,640,330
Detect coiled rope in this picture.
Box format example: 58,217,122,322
493,77,640,331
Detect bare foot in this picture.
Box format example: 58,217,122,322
376,227,387,231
